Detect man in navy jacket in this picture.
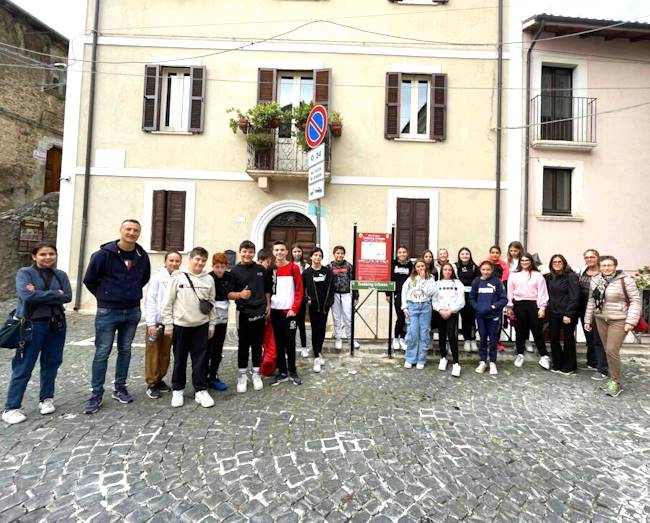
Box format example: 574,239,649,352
82,219,151,414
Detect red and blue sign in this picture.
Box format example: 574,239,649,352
305,104,328,149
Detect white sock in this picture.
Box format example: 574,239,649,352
239,368,247,375
252,367,260,375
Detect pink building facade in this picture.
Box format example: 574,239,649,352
520,15,650,273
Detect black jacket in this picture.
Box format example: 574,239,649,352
210,271,234,302
388,259,413,300
455,261,480,290
545,271,580,317
302,266,334,314
329,260,359,300
230,263,272,317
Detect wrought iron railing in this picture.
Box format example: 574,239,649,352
246,129,331,173
530,95,597,143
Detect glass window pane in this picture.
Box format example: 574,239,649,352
543,170,553,211
300,77,313,104
417,80,428,135
180,73,191,131
279,77,293,138
400,80,411,134
557,171,571,212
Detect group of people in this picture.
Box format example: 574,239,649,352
1,222,643,424
391,243,642,399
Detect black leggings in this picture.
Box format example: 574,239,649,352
271,309,297,374
309,307,328,358
459,295,476,341
295,299,307,348
438,313,459,364
549,315,577,372
394,295,407,339
207,323,227,381
513,300,547,356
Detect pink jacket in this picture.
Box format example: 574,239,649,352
507,270,549,308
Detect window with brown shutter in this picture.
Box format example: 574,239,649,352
151,190,186,251
257,68,277,103
313,68,331,108
189,66,206,133
431,73,447,141
396,198,430,256
142,65,161,131
385,72,401,139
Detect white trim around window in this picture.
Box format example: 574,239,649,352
533,157,584,220
387,188,439,253
142,181,196,252
399,74,431,139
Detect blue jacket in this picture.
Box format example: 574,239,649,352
16,266,72,319
469,276,507,318
83,240,151,309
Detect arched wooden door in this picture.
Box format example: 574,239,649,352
264,212,316,263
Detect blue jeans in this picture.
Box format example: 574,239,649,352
477,315,500,363
91,307,141,395
5,320,66,410
405,302,431,365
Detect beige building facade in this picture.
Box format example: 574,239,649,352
58,1,515,324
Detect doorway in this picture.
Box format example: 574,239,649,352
264,211,316,263
44,146,62,194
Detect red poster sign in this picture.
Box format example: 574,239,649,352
354,232,392,282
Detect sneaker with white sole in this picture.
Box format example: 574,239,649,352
194,390,214,408
398,338,407,351
438,357,448,371
335,339,342,350
514,354,525,368
416,363,425,370
252,372,263,391
313,359,321,373
392,338,400,351
591,372,608,381
471,341,478,352
404,361,413,369
525,341,534,353
171,390,184,408
353,340,361,350
39,398,55,415
301,347,309,358
538,355,551,370
475,361,487,374
451,364,461,377
2,409,26,424
237,373,248,393
318,356,325,366
463,341,471,352
489,362,498,375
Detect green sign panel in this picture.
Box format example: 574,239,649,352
351,280,395,292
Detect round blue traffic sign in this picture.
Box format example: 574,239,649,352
305,105,328,149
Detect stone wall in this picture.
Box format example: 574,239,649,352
0,192,59,299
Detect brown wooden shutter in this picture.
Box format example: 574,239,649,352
151,190,167,251
413,199,430,255
396,198,429,255
142,65,161,131
396,198,413,253
189,66,206,133
165,191,186,251
385,72,401,139
431,73,447,141
257,68,277,103
313,68,331,108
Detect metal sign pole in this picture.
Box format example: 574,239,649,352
316,199,322,247
388,224,395,358
351,223,357,356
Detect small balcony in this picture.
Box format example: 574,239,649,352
245,129,331,191
530,95,597,151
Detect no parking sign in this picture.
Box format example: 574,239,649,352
305,105,328,149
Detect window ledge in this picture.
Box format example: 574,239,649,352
395,137,438,143
531,140,596,151
151,131,193,136
536,215,584,222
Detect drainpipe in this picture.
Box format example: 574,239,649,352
74,0,100,310
494,0,504,245
522,20,545,250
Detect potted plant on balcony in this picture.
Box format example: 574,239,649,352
227,108,250,133
330,112,343,137
227,102,288,135
245,131,274,151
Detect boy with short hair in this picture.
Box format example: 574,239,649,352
207,252,233,391
228,240,271,393
269,241,304,386
329,245,360,350
257,249,272,271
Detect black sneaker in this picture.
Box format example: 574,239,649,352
146,385,161,399
270,373,289,386
83,393,103,414
289,373,302,386
157,380,172,392
112,387,134,404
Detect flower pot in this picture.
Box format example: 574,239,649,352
238,117,250,131
270,117,282,129
331,122,343,137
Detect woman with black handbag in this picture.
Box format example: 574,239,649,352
2,242,72,425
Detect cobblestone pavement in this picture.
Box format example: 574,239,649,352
0,311,649,522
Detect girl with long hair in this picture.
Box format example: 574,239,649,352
291,243,309,358
401,259,436,369
455,247,480,352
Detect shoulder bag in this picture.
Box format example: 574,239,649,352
184,273,214,315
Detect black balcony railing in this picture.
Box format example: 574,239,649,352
531,95,597,144
246,129,331,174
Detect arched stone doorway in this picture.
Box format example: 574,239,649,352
263,211,316,262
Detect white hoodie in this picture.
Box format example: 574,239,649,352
401,275,436,308
162,270,217,328
431,278,465,313
145,268,174,326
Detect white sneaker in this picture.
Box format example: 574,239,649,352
392,338,400,351
525,340,534,353
489,362,498,375
539,355,551,370
318,356,325,366
451,364,461,377
171,390,184,408
237,373,248,393
313,359,321,373
463,341,471,353
194,390,214,408
252,372,263,391
471,341,478,352
399,338,407,351
415,363,424,370
301,347,309,358
2,409,26,424
39,398,55,415
438,357,448,371
353,340,361,349
514,354,525,368
475,361,487,374
335,339,342,350
404,361,413,369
